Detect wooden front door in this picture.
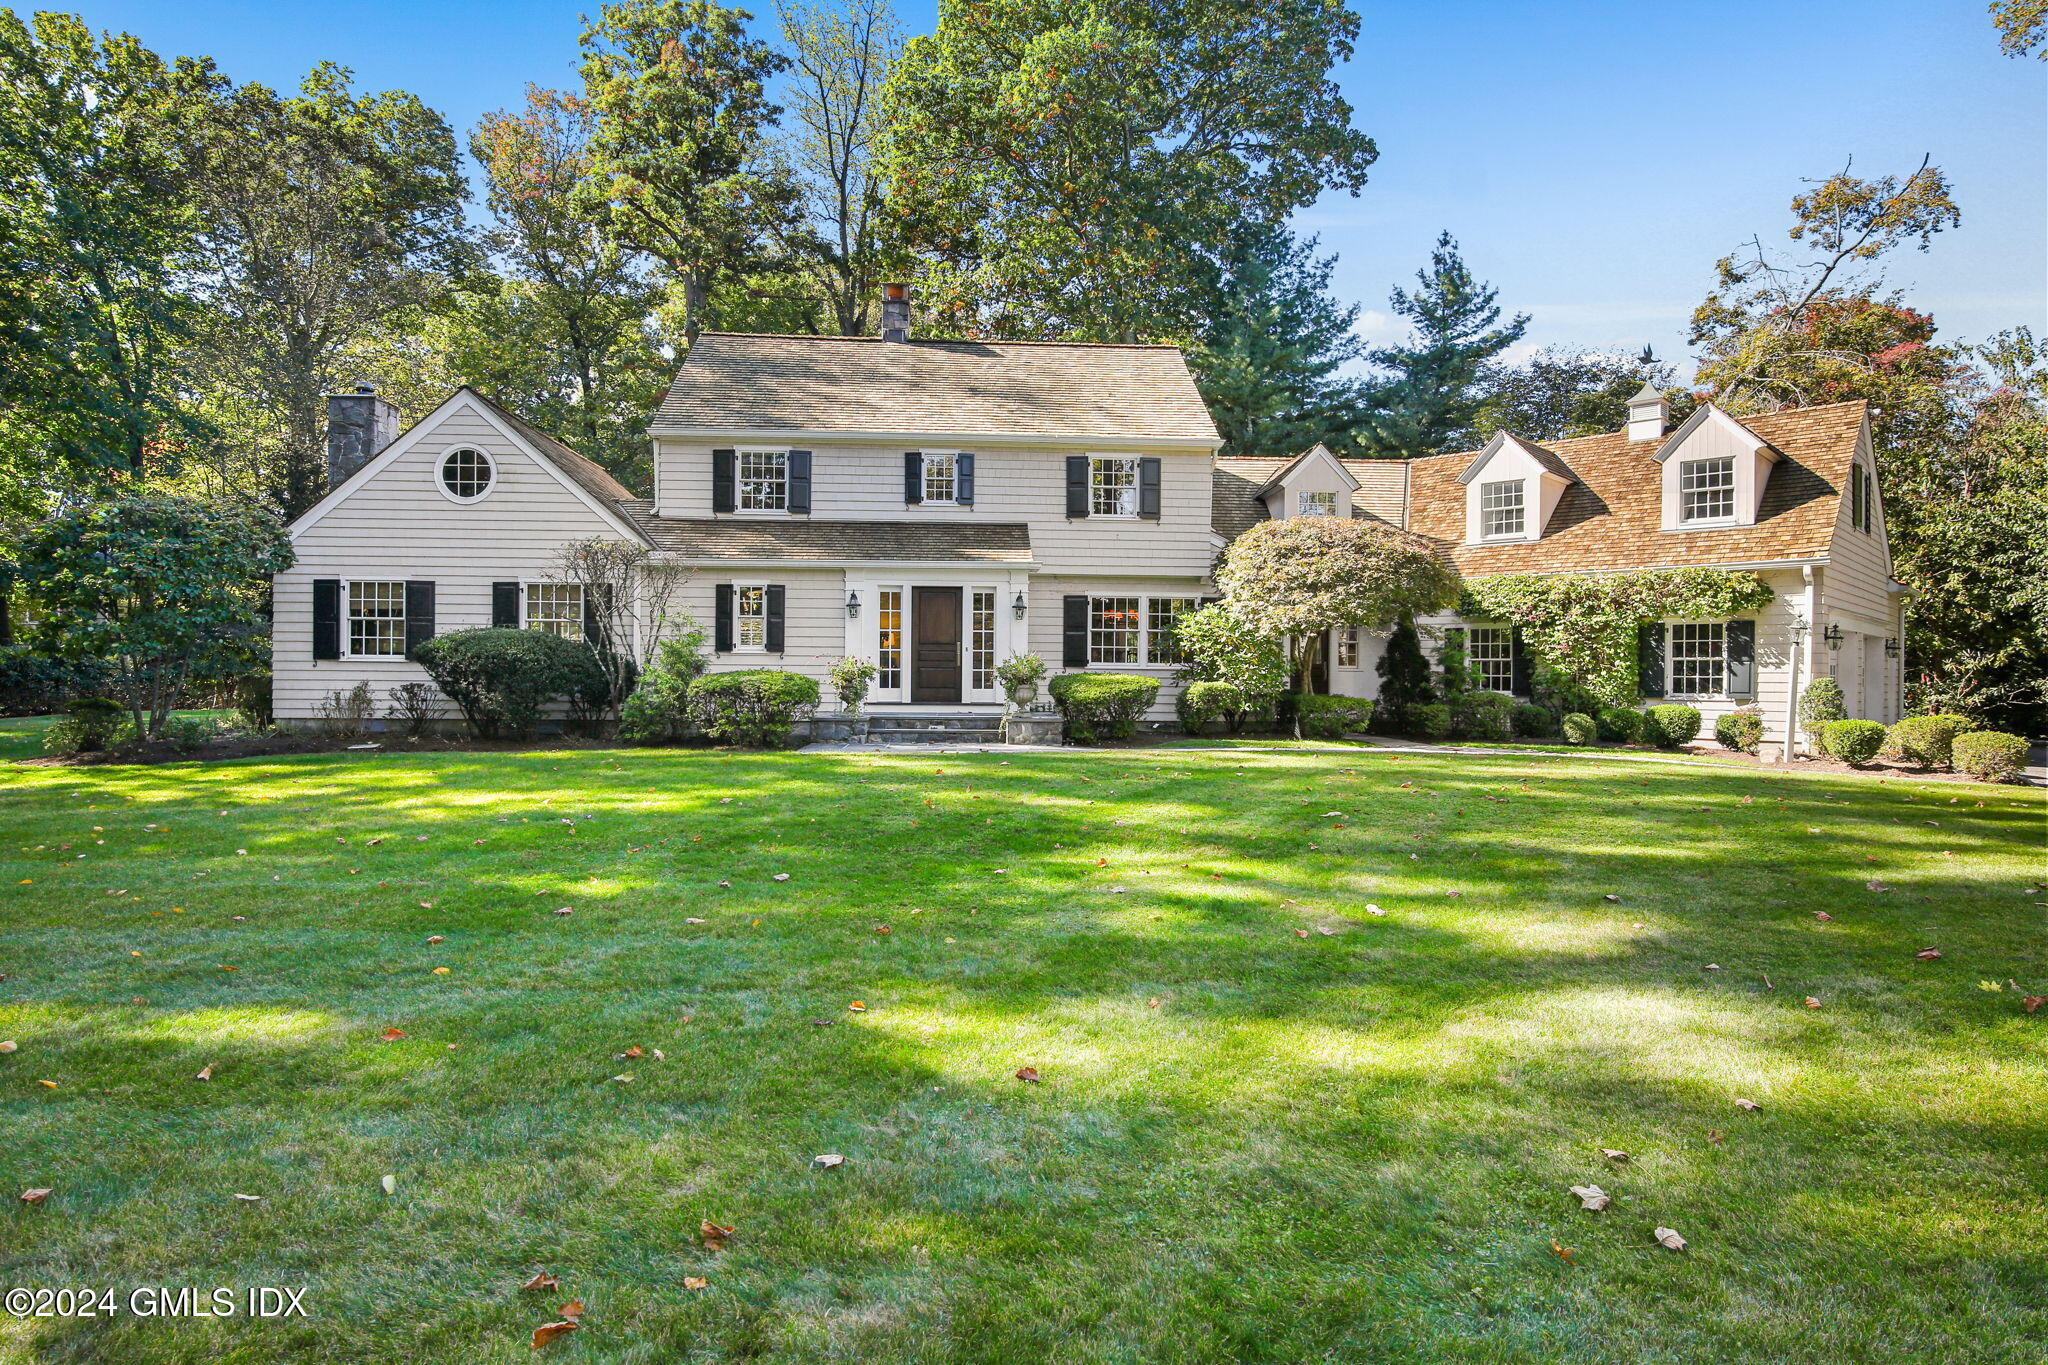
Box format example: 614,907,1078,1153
912,587,963,703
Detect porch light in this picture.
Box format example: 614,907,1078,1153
1012,591,1027,620
1823,623,1843,651
1884,636,1901,659
846,591,860,619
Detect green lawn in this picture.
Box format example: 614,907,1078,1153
1,738,2043,1364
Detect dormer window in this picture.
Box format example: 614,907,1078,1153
1479,480,1525,538
1299,490,1337,517
1680,457,1736,523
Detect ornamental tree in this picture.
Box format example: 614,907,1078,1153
12,495,293,738
1217,517,1460,730
1171,602,1288,710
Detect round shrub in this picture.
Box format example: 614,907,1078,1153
1952,730,2029,784
1296,694,1374,739
1596,706,1643,744
686,669,820,747
1885,713,1969,769
1451,691,1513,742
1644,703,1704,749
619,635,710,744
1561,712,1597,745
1177,680,1245,734
1047,672,1160,743
43,698,134,755
1819,718,1888,765
1408,701,1452,740
1715,706,1765,754
413,627,607,739
1511,703,1557,738
1799,677,1846,742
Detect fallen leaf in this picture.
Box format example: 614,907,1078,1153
380,1028,406,1042
1813,911,1833,922
427,935,445,944
531,1320,579,1350
1707,1129,1725,1143
1015,1066,1042,1083
847,1001,866,1012
1654,1226,1687,1251
381,1174,397,1195
1549,1238,1576,1265
1866,879,1890,892
619,1046,643,1059
196,1064,214,1081
1599,1148,1629,1162
553,907,573,916
685,917,705,924
1569,1184,1611,1211
21,1188,50,1204
2025,996,2046,1013
813,1153,845,1169
1734,1098,1760,1111
683,1276,708,1290
557,1300,585,1321
1916,948,1942,961
772,873,790,882
1603,894,1621,902
520,1272,560,1292
37,1079,56,1089
0,1040,15,1053
232,1193,262,1202
1804,997,1821,1009
432,967,451,976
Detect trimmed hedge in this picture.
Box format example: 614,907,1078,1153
1451,691,1513,742
1177,680,1245,734
1643,703,1704,749
1952,730,2028,784
414,628,607,739
1819,718,1888,765
1885,713,1970,769
1511,703,1557,738
1048,672,1160,743
1561,712,1597,745
1715,706,1766,754
1295,694,1374,739
1408,701,1451,739
687,669,820,747
1596,706,1643,743
0,648,111,717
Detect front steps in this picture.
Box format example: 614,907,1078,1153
860,712,1007,745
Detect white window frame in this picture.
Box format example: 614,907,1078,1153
921,452,959,505
1479,480,1525,539
737,450,789,513
1679,457,1737,524
1145,597,1200,665
436,446,496,504
1299,489,1338,517
1466,625,1514,693
345,579,407,659
1336,628,1360,668
970,588,997,689
875,586,904,692
734,582,769,652
523,582,584,640
1667,621,1727,699
1090,457,1140,518
1083,594,1194,667
1089,595,1142,664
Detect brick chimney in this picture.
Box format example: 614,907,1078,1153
326,383,401,488
879,282,911,342
1625,380,1669,443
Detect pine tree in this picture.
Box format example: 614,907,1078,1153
1373,616,1434,732
1355,231,1528,456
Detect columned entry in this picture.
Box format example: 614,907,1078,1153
912,587,964,703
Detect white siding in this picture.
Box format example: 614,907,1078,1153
1813,428,1905,724
1029,575,1211,719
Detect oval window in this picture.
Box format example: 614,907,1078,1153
440,447,494,501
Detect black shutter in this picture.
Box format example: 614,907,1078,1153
1138,457,1162,519
904,452,923,504
765,585,785,652
714,584,735,652
1062,595,1090,667
787,450,811,514
1725,619,1756,698
403,581,435,659
0,595,10,647
1638,623,1667,698
1066,456,1090,517
492,581,520,628
1510,627,1533,696
956,453,974,505
312,579,341,660
712,448,736,513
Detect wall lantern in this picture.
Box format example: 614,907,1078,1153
1012,591,1027,620
1884,636,1901,659
846,591,861,619
1823,623,1843,651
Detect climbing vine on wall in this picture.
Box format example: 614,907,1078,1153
1460,568,1777,706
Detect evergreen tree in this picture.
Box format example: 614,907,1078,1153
1372,616,1434,732
1470,347,1694,444
1187,223,1374,456
1354,232,1527,457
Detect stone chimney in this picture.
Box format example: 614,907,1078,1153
879,282,912,342
1625,379,1669,443
326,383,401,488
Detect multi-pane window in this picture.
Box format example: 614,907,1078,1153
971,589,996,690
1299,490,1338,517
735,584,768,649
1091,457,1139,516
1479,480,1525,537
1467,626,1514,693
738,451,788,511
524,583,584,640
347,581,406,656
1680,457,1735,522
1089,597,1142,664
1336,628,1360,668
1145,597,1199,665
441,448,493,500
923,454,957,503
1669,622,1726,696
876,589,903,690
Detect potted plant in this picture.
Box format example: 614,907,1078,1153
995,652,1047,711
824,656,879,741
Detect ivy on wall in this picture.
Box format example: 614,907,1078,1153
1460,568,1778,706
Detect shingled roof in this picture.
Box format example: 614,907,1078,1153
614,504,1034,564
653,333,1220,443
1212,454,1408,540
464,388,640,510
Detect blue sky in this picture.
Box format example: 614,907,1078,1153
65,0,2045,373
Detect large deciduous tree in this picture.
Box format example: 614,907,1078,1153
1354,232,1528,457
881,0,1378,342
579,0,796,341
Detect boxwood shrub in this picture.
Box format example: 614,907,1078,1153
1643,703,1704,749
1596,706,1643,743
1884,713,1970,769
1561,712,1597,745
1952,730,2029,783
1819,718,1888,765
686,669,820,747
1451,691,1513,742
414,628,607,739
1408,701,1452,740
1049,672,1159,743
1295,694,1374,739
1715,705,1766,754
1176,680,1244,734
1511,703,1557,738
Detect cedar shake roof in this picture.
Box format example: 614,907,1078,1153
615,504,1034,563
464,388,640,509
1406,401,1867,574
653,333,1220,442
1212,453,1408,539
